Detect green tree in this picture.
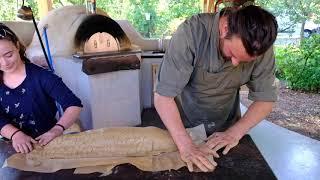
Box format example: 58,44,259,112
97,0,130,19
0,0,39,21
1,0,201,38
53,0,85,8
153,0,200,38
126,0,159,38
95,0,200,38
257,0,320,40
283,0,320,39
276,35,320,91
0,0,16,21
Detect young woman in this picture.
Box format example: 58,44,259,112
0,23,82,153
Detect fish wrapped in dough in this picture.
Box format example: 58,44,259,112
29,127,177,159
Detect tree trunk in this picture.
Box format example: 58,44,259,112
300,20,306,42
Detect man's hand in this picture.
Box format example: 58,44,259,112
206,131,240,155
179,141,219,172
36,126,63,146
153,93,220,172
12,131,37,153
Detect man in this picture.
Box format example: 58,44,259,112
154,5,278,172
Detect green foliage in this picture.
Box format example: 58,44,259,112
275,34,320,92
154,0,200,37
256,0,320,40
0,0,16,21
97,0,200,38
0,0,39,21
52,0,85,8
97,0,129,20
25,0,39,20
0,0,200,38
125,0,159,38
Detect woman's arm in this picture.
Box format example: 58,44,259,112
1,124,20,140
55,106,82,130
36,69,83,146
1,124,37,153
36,106,82,146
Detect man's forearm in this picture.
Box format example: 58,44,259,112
154,93,193,149
226,101,274,139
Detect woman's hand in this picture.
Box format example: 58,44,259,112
35,126,63,146
12,131,37,153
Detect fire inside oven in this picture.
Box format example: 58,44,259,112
73,14,141,75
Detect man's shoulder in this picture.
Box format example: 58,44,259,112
178,13,217,41
188,13,216,22
256,46,275,64
185,13,216,27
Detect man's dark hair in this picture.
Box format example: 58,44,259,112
223,5,278,56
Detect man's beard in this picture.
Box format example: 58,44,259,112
219,38,231,61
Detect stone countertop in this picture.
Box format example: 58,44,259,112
0,108,276,180
0,135,275,180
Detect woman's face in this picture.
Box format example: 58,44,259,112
0,39,22,73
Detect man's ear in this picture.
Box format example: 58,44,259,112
219,18,229,38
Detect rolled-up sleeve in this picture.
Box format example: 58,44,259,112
247,47,278,102
155,21,195,97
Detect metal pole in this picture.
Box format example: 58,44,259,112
31,13,53,71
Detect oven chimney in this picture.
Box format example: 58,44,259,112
86,0,96,15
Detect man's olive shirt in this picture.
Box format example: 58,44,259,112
155,12,277,134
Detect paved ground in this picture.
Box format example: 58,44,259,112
240,82,320,141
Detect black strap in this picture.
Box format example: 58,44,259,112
10,129,21,140
55,124,65,131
